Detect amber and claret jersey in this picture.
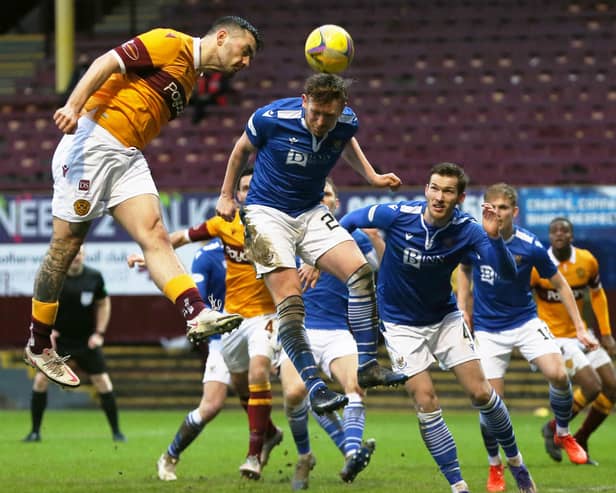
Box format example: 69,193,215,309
84,28,199,149
531,247,602,338
188,213,275,318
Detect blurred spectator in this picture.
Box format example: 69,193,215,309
191,72,232,124
61,53,91,104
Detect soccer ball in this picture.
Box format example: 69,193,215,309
304,24,354,74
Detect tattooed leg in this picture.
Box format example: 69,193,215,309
33,219,90,302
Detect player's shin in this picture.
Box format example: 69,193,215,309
277,296,322,392
346,264,378,368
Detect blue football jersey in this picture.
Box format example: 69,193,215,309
304,229,375,330
191,239,226,311
244,97,359,217
340,200,517,326
462,227,557,332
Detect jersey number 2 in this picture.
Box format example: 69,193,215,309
320,212,339,231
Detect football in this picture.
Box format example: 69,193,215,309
304,24,354,74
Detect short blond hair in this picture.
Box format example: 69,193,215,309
484,183,517,206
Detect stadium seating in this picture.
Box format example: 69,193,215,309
0,0,614,190
0,344,554,411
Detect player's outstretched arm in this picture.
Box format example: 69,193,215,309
478,203,517,280
589,285,615,355
480,202,501,239
169,229,191,249
362,228,385,265
54,52,121,134
127,253,146,269
550,271,599,350
298,263,320,291
89,296,111,349
217,132,256,221
341,137,401,191
340,203,397,234
456,263,474,329
126,229,189,271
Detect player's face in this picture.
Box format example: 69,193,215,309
236,174,252,205
321,182,339,214
485,194,518,233
549,220,573,249
424,174,464,225
216,29,257,74
301,95,344,137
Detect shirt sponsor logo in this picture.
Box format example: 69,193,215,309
163,81,185,116
137,69,186,120
78,179,90,191
402,247,445,269
285,149,337,167
546,287,584,301
224,244,250,263
286,149,308,167
479,265,496,285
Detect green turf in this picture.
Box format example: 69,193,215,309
1,408,614,492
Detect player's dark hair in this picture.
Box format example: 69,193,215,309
304,73,348,104
484,182,518,207
236,166,254,192
549,216,574,234
325,177,338,198
240,166,254,179
429,162,469,194
209,16,263,51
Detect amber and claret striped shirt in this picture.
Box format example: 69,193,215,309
531,247,611,338
84,28,200,149
188,213,275,318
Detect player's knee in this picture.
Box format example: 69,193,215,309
248,366,271,387
549,370,571,390
284,383,308,406
413,390,440,412
276,295,304,333
338,372,361,394
602,380,616,401
581,377,602,401
470,385,494,406
346,263,374,297
199,398,225,420
92,373,113,393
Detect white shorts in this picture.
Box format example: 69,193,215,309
221,313,280,373
242,204,354,276
556,337,613,378
279,328,357,379
51,116,158,222
475,317,561,379
382,311,479,377
203,338,231,385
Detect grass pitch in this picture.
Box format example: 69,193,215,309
1,408,614,492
